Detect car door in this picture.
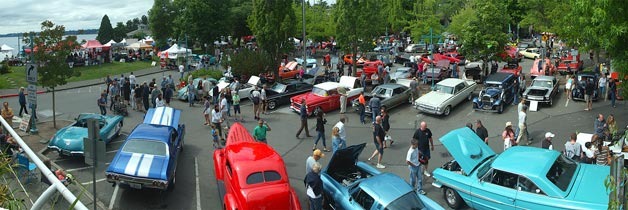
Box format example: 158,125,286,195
452,83,467,106
514,176,558,209
391,87,405,108
470,169,517,209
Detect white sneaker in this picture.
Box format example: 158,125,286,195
376,164,386,169
423,171,431,177
418,190,427,195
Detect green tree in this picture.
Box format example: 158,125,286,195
293,1,336,42
458,0,510,62
96,14,114,44
229,49,274,77
383,0,411,35
447,6,477,37
113,22,126,42
141,15,148,25
173,0,231,51
407,0,442,43
27,20,81,128
148,0,175,49
248,0,296,79
334,0,382,75
229,0,253,46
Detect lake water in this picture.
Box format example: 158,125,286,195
0,34,97,57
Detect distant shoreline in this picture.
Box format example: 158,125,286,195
0,29,98,38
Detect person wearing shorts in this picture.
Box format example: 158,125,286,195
368,116,386,169
412,121,433,177
232,91,242,121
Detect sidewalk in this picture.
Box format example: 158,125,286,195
0,66,169,98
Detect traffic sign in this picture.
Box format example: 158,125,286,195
26,63,37,83
27,84,37,106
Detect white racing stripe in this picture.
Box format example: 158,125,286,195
137,154,154,177
124,153,142,175
150,107,165,125
161,107,173,126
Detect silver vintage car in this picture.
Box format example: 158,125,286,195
414,78,477,116
522,75,559,106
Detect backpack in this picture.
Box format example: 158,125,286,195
252,94,260,104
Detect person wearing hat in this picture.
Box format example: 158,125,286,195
502,121,515,151
306,149,324,174
542,132,554,150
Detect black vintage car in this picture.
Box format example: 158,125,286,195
572,72,599,101
250,80,313,110
472,72,517,113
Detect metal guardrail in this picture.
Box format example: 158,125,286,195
0,117,88,210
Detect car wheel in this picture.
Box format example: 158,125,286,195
549,98,553,106
444,187,463,209
267,100,277,110
167,173,176,192
443,106,451,116
498,104,504,114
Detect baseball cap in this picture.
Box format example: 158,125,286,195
545,132,555,138
313,149,325,158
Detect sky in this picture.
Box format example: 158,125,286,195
0,0,153,35
0,0,335,35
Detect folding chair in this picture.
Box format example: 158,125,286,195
17,154,38,184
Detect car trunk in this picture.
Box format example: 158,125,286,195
325,143,371,186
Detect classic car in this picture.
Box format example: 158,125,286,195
177,77,218,101
389,67,413,83
572,72,599,101
516,42,531,51
351,83,411,116
414,78,477,116
405,43,428,53
278,61,300,79
355,59,385,83
523,76,559,106
498,46,522,62
373,43,394,52
322,143,443,210
424,60,451,82
394,53,412,64
48,113,124,156
432,127,609,209
106,107,185,191
498,61,522,77
294,57,317,68
463,61,487,82
374,53,393,67
519,48,541,59
530,58,556,78
444,51,465,61
556,49,584,74
472,72,517,113
343,54,367,67
213,123,301,210
249,80,313,110
290,76,363,116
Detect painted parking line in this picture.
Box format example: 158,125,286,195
65,162,110,172
81,178,107,185
195,157,201,210
106,150,118,154
109,184,119,210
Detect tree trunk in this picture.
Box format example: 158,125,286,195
52,87,56,128
352,44,358,76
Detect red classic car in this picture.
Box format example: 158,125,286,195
556,49,583,74
530,58,555,78
355,59,385,82
213,123,301,210
498,45,522,62
420,53,461,65
498,61,522,77
278,61,300,79
290,76,363,116
342,54,367,67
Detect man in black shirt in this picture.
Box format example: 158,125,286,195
541,132,554,150
475,120,489,144
584,79,595,111
368,116,386,169
412,121,433,177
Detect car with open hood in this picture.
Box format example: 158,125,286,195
556,49,583,74
424,60,451,82
48,113,124,156
290,76,363,116
249,80,313,110
530,58,556,78
498,61,522,77
472,72,517,113
213,123,301,210
106,107,185,191
177,77,218,101
351,83,411,116
389,67,413,83
523,75,559,106
355,58,386,83
294,57,317,68
571,72,599,101
414,78,477,116
432,127,609,209
321,143,443,210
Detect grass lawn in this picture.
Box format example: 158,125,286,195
0,62,152,89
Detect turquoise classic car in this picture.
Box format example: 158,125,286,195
432,127,609,209
48,113,124,156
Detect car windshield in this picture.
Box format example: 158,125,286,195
311,87,328,97
385,191,425,210
546,154,578,191
532,80,553,88
434,84,454,94
476,156,497,178
122,139,168,156
372,87,392,97
484,82,501,89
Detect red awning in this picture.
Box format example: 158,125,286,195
82,40,109,49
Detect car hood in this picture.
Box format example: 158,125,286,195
49,127,88,151
291,93,326,105
325,143,366,175
108,152,168,180
569,164,610,205
339,76,358,89
440,127,496,173
415,91,452,107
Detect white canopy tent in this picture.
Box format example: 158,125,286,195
164,44,191,59
126,42,152,50
103,40,117,47
1,44,15,59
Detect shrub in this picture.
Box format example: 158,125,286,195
0,63,10,74
185,67,223,81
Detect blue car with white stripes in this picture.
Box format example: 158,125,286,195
105,107,185,191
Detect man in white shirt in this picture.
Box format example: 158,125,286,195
128,72,136,87
334,116,347,141
179,64,185,80
211,104,224,141
407,138,425,194
599,74,607,100
220,94,228,121
202,77,211,99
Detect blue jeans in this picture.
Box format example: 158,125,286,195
359,105,365,124
188,93,195,106
600,86,606,99
315,131,327,147
610,91,616,106
226,102,231,117
332,137,346,154
309,197,322,210
99,106,107,115
409,165,423,191
371,108,380,122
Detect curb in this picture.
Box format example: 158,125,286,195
0,68,167,99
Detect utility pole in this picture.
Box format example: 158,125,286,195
302,0,307,71
28,33,38,134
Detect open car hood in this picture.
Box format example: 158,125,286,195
440,127,495,173
325,143,366,175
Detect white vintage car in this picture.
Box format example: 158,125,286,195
414,78,477,116
519,48,541,59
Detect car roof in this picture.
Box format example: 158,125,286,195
127,123,174,143
226,142,288,188
143,107,181,131
315,82,341,91
533,75,556,81
492,146,559,178
376,83,405,89
438,78,465,87
359,173,413,207
485,72,515,83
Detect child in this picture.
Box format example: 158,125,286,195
211,125,219,148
